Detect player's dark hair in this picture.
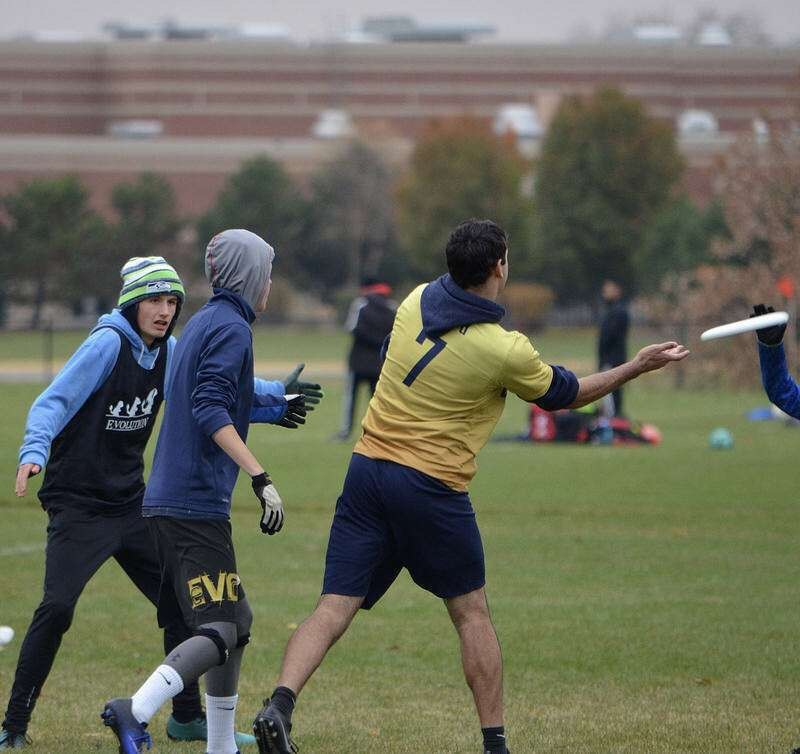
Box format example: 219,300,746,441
445,219,507,290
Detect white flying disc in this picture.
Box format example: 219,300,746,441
700,311,789,341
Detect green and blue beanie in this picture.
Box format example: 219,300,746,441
118,256,185,310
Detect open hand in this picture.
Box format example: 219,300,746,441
277,394,307,429
751,303,786,346
633,342,690,374
283,363,323,409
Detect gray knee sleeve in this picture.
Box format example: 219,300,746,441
163,621,240,686
195,621,238,665
235,598,253,648
203,605,252,696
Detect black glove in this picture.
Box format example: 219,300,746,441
751,303,786,346
252,472,284,535
277,394,307,429
283,363,323,409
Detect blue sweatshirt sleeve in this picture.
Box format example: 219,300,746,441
18,329,121,467
254,378,285,398
250,379,288,423
191,323,251,437
758,342,800,419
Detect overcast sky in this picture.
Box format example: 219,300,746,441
1,0,798,43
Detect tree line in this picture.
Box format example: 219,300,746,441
0,87,756,328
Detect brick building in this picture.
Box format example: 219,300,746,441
0,39,798,212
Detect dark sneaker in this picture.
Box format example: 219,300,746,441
0,729,30,749
101,698,152,754
166,714,256,747
252,699,298,754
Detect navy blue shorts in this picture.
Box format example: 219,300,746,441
322,453,485,609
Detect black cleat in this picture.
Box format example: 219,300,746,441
101,698,152,754
253,699,298,754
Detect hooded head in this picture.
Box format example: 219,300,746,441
117,256,185,344
204,229,274,312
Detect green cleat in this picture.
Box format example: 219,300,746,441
166,715,256,747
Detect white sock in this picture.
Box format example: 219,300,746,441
205,693,239,754
130,664,185,724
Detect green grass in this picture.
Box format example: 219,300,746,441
0,329,798,752
0,325,351,366
0,325,602,367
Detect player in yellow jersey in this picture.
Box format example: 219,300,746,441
253,220,689,754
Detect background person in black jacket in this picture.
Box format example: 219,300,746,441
597,279,630,418
336,279,396,440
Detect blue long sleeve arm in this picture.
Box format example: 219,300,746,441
251,378,288,423
254,378,284,398
758,342,800,419
18,330,121,467
188,323,289,431
191,324,252,437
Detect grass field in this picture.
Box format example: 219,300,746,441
0,327,798,753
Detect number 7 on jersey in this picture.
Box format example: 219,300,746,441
403,329,447,386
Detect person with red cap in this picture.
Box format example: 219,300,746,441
335,278,396,440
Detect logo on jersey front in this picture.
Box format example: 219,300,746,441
187,571,241,608
105,388,158,431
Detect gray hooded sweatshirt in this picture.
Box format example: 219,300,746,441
205,228,274,310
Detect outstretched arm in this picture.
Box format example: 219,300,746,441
758,343,800,419
569,342,689,409
751,304,800,419
248,364,321,428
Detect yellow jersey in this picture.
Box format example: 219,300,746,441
354,283,554,491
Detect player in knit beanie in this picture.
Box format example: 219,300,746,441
117,256,186,343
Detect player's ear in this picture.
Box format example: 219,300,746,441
493,256,505,278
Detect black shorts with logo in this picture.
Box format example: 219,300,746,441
147,516,246,629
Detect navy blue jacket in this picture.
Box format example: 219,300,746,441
144,289,278,519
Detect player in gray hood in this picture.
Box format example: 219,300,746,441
103,229,321,754
206,228,273,312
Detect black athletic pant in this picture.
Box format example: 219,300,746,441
2,505,202,734
339,371,379,437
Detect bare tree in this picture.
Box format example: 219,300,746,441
649,125,800,386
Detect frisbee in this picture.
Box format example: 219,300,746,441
700,311,789,341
